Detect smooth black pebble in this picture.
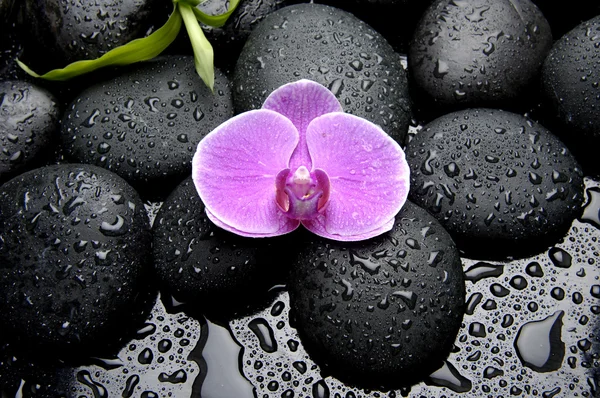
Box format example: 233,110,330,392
406,108,584,259
0,164,152,353
21,0,167,72
60,56,233,199
234,3,412,144
288,201,465,389
0,80,60,182
408,0,552,111
541,15,600,176
153,177,289,318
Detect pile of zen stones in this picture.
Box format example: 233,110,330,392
0,0,599,397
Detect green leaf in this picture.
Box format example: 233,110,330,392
179,3,215,92
16,6,183,81
192,0,241,28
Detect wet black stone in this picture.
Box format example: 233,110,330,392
152,177,290,318
316,0,434,53
197,0,302,70
531,0,600,39
233,3,412,144
406,108,584,260
21,0,168,72
0,80,60,183
60,56,233,199
408,0,552,112
288,201,465,389
541,15,600,176
0,164,152,354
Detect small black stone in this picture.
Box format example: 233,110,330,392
233,3,412,144
153,177,290,318
60,56,233,199
406,108,584,259
408,0,552,111
0,164,152,354
0,80,60,182
541,15,600,176
288,201,465,389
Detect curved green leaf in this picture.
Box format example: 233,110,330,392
179,3,215,92
17,6,183,81
192,0,241,28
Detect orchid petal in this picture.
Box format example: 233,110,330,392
262,80,342,171
303,216,395,242
206,208,299,238
192,109,300,237
304,113,410,239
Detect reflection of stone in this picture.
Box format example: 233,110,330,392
189,317,255,398
514,311,565,373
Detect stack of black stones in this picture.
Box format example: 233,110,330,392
0,0,599,396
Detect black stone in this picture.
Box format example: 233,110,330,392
408,0,552,112
153,177,290,318
0,80,60,183
60,56,233,199
316,0,434,53
406,108,584,259
21,0,168,72
197,0,303,70
288,201,465,389
233,3,412,144
541,15,600,176
0,164,153,354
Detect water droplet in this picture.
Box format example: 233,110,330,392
426,361,472,393
248,318,277,353
514,311,565,372
549,248,571,268
349,251,380,274
100,215,126,236
465,262,504,283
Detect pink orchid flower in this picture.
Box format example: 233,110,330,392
191,79,410,241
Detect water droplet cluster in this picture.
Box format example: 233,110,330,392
0,164,152,350
409,0,552,108
406,108,584,259
0,80,60,181
541,15,600,175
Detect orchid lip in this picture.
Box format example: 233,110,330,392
276,166,330,220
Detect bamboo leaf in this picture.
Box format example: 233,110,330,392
192,0,241,28
16,6,183,81
179,3,215,92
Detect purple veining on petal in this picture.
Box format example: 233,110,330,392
305,112,410,239
263,79,342,171
192,109,300,237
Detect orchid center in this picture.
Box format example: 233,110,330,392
276,166,331,221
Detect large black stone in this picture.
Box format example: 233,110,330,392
406,108,584,259
60,56,233,199
0,164,153,354
288,201,465,389
541,15,600,176
233,3,412,144
408,0,552,112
